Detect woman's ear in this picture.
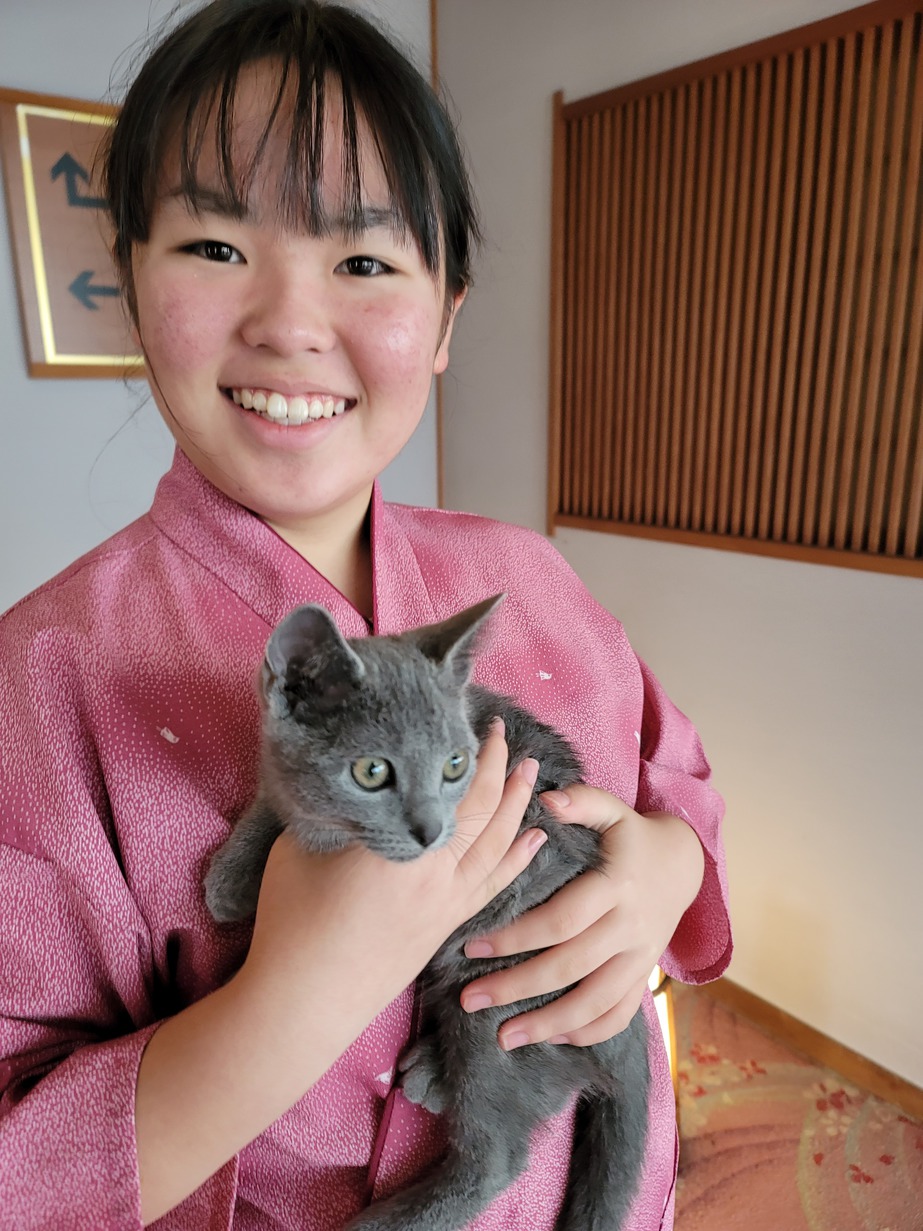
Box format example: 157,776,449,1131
433,287,468,375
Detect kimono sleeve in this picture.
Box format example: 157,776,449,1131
0,850,240,1231
0,606,238,1229
0,841,152,1229
633,657,732,983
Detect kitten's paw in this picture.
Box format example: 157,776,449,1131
344,1212,399,1231
397,1036,450,1114
203,849,259,922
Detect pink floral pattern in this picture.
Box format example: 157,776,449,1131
673,986,923,1231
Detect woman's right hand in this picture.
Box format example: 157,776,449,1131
242,720,544,1020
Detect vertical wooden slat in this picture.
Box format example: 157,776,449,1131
901,278,923,556
573,115,592,516
787,38,838,544
580,111,602,517
560,117,579,517
693,68,728,532
852,19,909,552
703,68,740,534
633,94,658,524
718,61,757,535
890,176,923,555
802,35,856,547
835,24,894,549
818,28,876,546
589,108,611,518
614,98,635,522
871,12,923,552
626,98,645,523
621,98,645,521
667,81,698,528
578,113,593,517
744,55,787,539
600,105,623,521
680,76,713,530
655,86,685,526
774,43,823,542
758,52,804,541
643,92,670,525
731,60,771,536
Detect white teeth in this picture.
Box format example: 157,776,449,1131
288,396,309,425
231,388,348,425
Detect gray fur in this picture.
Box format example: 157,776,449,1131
205,596,650,1231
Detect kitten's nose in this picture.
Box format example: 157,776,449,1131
410,816,445,848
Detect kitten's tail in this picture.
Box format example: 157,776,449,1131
554,1015,652,1231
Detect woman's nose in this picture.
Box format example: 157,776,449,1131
239,264,336,356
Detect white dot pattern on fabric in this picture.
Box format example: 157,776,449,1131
0,451,729,1230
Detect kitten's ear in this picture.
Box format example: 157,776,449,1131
408,594,505,685
262,605,365,716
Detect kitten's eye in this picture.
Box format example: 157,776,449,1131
351,757,394,791
442,750,470,782
185,240,243,263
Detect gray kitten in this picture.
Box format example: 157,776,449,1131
205,596,650,1231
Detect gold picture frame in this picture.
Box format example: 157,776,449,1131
0,86,143,378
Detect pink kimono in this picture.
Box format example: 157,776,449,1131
0,450,730,1230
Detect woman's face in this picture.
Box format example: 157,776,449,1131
131,65,461,543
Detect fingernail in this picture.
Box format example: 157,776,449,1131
490,716,506,737
549,1034,570,1045
465,940,494,958
520,757,539,787
542,789,571,808
501,1030,531,1051
526,828,547,853
462,991,493,1012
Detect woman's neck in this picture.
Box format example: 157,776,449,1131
264,498,374,621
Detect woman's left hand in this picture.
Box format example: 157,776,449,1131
459,785,706,1049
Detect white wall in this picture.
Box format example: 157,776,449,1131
437,0,923,1087
0,0,436,615
0,1,172,613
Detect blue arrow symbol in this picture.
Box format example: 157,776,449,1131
51,153,107,210
69,270,120,310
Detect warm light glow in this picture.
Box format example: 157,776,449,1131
649,965,678,1098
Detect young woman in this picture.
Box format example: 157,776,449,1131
0,3,731,1227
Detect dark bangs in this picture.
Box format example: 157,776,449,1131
104,0,479,303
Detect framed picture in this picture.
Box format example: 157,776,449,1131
0,86,143,378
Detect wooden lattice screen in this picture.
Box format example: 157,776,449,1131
548,0,923,577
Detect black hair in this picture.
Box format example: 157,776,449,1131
103,0,480,319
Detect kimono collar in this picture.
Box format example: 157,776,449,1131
147,449,437,639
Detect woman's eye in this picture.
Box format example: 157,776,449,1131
442,750,470,782
186,240,242,264
351,757,394,791
339,255,392,277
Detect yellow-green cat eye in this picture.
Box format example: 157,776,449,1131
351,757,394,791
442,750,470,782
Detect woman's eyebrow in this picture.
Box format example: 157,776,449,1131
162,188,402,237
163,186,250,220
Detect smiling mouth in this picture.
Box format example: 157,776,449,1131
228,387,352,425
